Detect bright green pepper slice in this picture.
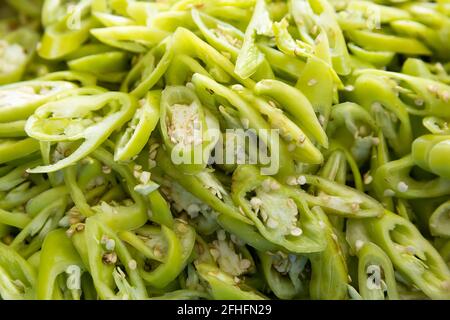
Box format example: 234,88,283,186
357,242,399,300
0,242,36,299
365,211,450,300
37,229,86,300
115,90,160,162
25,91,136,173
84,217,148,300
232,165,327,253
196,263,266,300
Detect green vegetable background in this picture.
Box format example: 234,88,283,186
0,0,449,300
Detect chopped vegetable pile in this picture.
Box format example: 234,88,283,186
0,0,449,300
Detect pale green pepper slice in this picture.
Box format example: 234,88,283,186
232,165,327,254
25,91,136,173
115,91,160,162
160,85,220,175
365,211,450,300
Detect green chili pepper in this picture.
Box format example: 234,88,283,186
160,85,220,175
234,0,273,80
0,242,36,299
346,29,432,55
115,91,160,162
10,197,67,258
121,39,173,98
0,27,39,85
91,147,148,231
299,174,384,218
1,0,449,301
351,72,413,157
196,263,266,300
255,79,328,148
90,26,169,53
0,80,78,123
429,200,450,237
39,17,98,60
84,217,148,300
357,242,399,300
412,135,450,179
37,229,86,299
258,250,309,299
291,0,352,76
157,149,252,225
129,220,195,289
373,155,450,199
232,165,327,253
191,73,296,179
25,91,136,173
308,207,348,300
365,211,450,300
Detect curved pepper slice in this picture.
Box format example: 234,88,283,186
0,178,50,211
357,242,399,300
348,43,395,68
356,69,450,118
68,51,129,83
10,197,67,259
121,38,173,98
234,0,273,79
196,263,266,300
291,0,352,76
191,8,273,82
191,9,244,61
0,120,27,138
130,220,195,289
346,29,431,55
0,138,41,165
115,91,160,162
401,58,450,84
0,27,39,85
429,200,450,238
25,91,136,173
239,88,323,164
299,174,384,218
365,211,450,300
232,165,327,254
191,73,295,179
255,79,328,148
170,27,255,88
90,26,169,53
412,135,450,179
42,0,91,27
84,217,148,300
157,149,252,225
37,229,86,300
0,242,36,299
308,207,348,300
38,71,97,87
38,17,97,60
91,147,148,231
373,155,450,199
351,72,413,157
0,80,78,122
258,251,309,299
326,102,377,165
160,85,220,175
0,208,31,229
